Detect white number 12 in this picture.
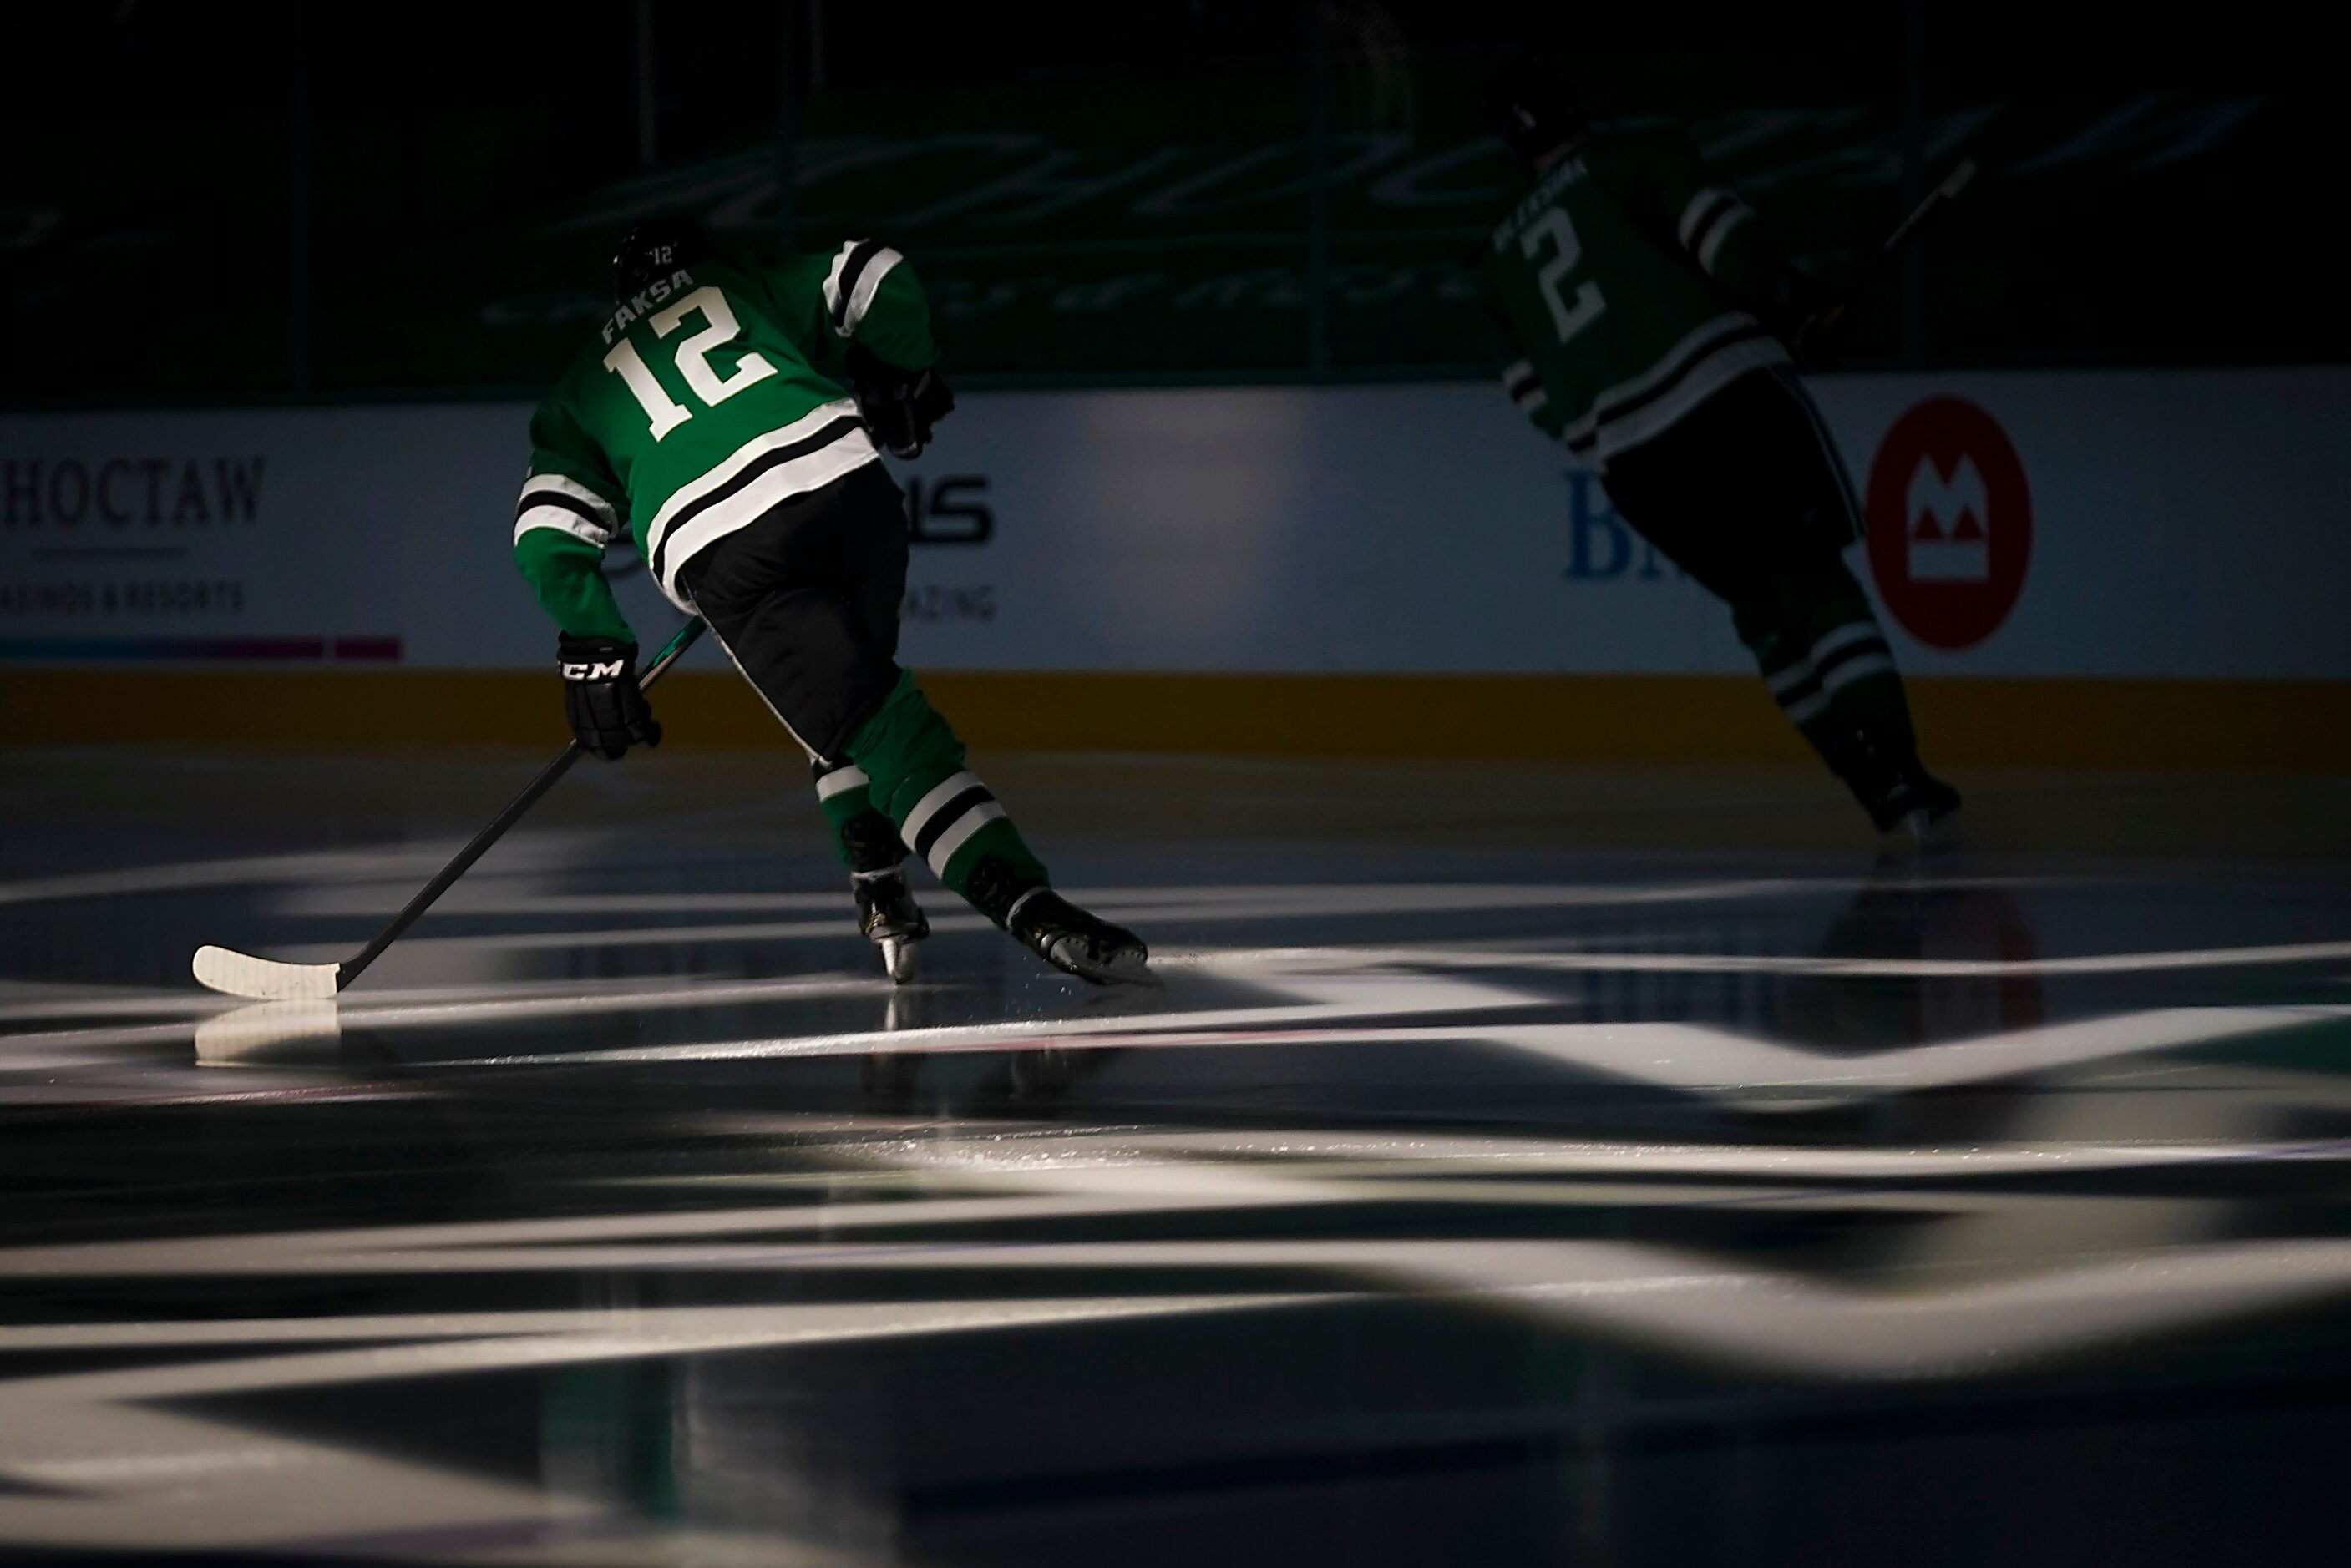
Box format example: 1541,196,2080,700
602,286,778,441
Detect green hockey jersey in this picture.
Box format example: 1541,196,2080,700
513,239,935,640
1478,126,1797,466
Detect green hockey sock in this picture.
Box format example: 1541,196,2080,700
1734,557,1918,769
811,761,904,874
845,671,1049,920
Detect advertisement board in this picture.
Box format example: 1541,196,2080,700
7,369,2348,688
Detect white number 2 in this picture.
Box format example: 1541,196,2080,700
602,286,778,442
1522,207,1606,345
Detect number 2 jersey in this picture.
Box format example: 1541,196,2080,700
1477,125,1802,468
512,240,933,642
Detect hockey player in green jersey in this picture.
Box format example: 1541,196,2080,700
513,220,1148,984
1481,64,1960,841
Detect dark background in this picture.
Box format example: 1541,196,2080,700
1,1,2335,405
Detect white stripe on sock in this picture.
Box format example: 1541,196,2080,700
925,802,1007,878
1784,691,1832,725
1810,622,1882,664
1820,652,1899,693
900,771,985,848
814,766,872,802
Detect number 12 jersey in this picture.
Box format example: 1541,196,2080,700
512,241,933,642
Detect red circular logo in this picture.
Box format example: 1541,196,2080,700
1864,397,2031,650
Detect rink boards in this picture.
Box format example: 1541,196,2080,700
3,368,2348,765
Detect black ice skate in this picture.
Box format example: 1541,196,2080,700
1007,888,1153,985
1858,756,1963,846
854,867,930,984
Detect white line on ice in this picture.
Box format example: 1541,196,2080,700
253,878,2078,961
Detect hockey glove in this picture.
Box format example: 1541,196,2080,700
558,633,661,761
847,344,955,459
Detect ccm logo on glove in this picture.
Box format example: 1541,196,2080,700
556,634,662,760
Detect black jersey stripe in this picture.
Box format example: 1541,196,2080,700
911,786,995,862
1590,322,1773,432
516,488,615,535
650,416,861,584
831,240,888,333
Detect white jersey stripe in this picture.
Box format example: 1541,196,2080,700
841,247,902,337
641,399,875,601
519,472,619,526
651,435,880,607
513,505,611,549
1766,661,1817,699
1695,203,1754,274
1678,188,1736,249
822,244,856,326
1592,312,1761,417
925,802,1007,878
647,397,862,544
1559,312,1769,449
1580,335,1789,463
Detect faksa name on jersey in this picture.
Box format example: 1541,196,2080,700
600,268,696,344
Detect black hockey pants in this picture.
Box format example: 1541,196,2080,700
1597,366,1863,604
676,460,910,765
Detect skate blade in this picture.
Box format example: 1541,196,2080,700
1898,803,1963,852
880,936,919,985
1047,940,1158,988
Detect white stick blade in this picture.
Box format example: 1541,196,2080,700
192,945,342,1001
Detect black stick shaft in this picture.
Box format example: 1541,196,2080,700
1842,159,1978,312
337,618,706,988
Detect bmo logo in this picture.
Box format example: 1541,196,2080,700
1864,397,2031,650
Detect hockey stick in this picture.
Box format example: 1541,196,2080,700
191,616,707,1000
1795,156,1978,355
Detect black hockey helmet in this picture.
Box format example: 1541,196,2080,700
1490,59,1588,167
612,218,711,301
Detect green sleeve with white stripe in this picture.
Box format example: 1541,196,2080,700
1605,129,1798,323
514,395,634,644
746,243,939,376
845,252,937,371
1478,263,1565,441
